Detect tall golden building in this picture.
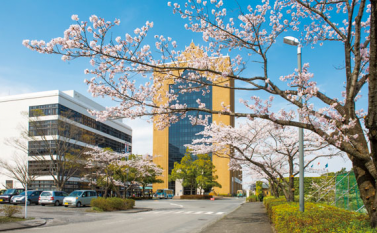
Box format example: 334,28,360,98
153,43,242,195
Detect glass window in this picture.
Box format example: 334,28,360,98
29,104,132,143
41,192,52,196
167,70,213,188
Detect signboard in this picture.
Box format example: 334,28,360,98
305,168,329,174
233,177,242,184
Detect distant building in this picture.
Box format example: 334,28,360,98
250,183,270,197
153,43,242,195
0,90,132,192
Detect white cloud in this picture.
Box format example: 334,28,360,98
0,78,35,97
123,118,153,155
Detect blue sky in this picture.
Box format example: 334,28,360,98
0,0,361,176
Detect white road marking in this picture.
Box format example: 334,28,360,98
143,210,226,216
170,203,184,208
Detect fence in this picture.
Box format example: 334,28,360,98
334,171,365,213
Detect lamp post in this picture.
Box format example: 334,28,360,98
283,36,304,212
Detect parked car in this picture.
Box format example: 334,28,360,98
39,191,68,206
63,190,97,207
11,190,43,205
0,188,24,204
0,189,6,195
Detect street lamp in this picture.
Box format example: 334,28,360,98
283,36,304,212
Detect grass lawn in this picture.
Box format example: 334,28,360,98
0,216,28,224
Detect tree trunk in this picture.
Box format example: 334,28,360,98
359,0,377,227
122,184,126,199
56,184,63,191
288,156,295,202
114,186,121,197
351,155,377,227
269,179,279,197
288,175,295,202
272,184,280,198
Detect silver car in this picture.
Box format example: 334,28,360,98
63,190,97,207
39,191,68,206
10,190,43,205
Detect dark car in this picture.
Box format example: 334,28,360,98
11,190,43,205
0,189,24,204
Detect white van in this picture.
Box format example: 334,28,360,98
63,190,97,207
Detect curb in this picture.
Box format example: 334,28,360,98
121,207,152,213
110,207,153,214
0,218,47,232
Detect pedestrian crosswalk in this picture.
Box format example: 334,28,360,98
141,210,225,215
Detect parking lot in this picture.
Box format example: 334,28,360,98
0,203,109,227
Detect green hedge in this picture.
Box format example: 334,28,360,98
217,193,232,197
264,197,287,218
180,195,212,199
264,197,374,233
91,197,135,211
246,195,258,202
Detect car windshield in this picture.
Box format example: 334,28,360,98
19,191,34,196
68,191,83,197
41,192,52,196
4,189,16,195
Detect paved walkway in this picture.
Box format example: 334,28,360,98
0,218,46,232
199,202,273,233
0,207,150,231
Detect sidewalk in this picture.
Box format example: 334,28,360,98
199,202,273,233
0,218,47,232
0,207,150,231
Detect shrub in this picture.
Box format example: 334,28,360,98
217,193,232,197
265,199,375,233
91,197,135,211
263,196,287,219
180,195,212,199
246,195,258,202
1,205,22,218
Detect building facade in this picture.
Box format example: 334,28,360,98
0,90,132,192
153,43,242,195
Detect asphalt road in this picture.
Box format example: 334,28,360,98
9,198,245,233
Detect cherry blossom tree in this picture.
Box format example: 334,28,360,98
85,147,125,197
114,154,163,198
187,119,342,202
23,0,376,225
85,147,163,198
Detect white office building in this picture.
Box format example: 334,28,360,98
0,90,132,191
